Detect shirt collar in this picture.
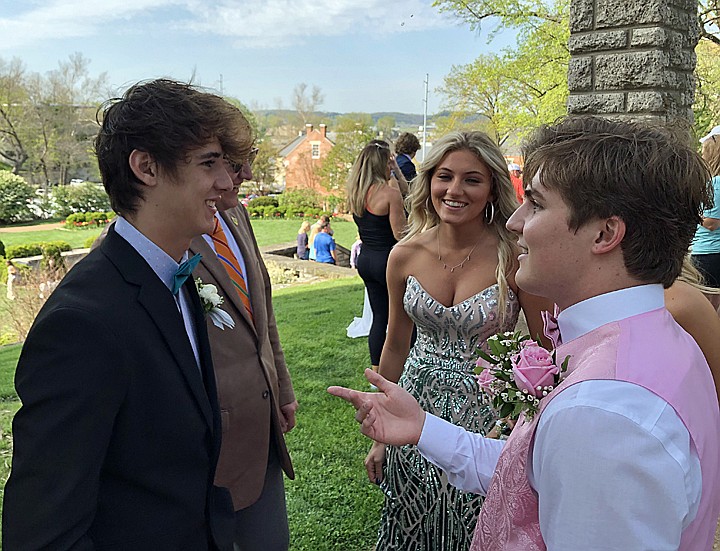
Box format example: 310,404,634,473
557,284,665,343
114,216,189,292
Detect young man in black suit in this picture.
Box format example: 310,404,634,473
2,79,253,551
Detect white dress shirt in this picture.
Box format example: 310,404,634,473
417,285,701,550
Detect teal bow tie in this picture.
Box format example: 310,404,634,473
172,254,202,295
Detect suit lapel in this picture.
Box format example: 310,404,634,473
190,216,258,336
102,227,213,430
222,208,267,336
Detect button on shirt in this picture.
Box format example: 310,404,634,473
417,284,701,550
114,217,201,370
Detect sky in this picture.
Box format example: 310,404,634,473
0,0,515,115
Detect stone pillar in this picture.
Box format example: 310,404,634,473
567,0,699,123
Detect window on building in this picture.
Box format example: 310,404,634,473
311,143,320,159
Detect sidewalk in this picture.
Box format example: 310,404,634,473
0,222,64,233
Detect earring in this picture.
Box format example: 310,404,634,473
425,196,433,212
484,202,495,225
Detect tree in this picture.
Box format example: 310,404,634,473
0,58,33,174
693,40,720,137
246,138,278,195
0,171,35,224
376,116,397,140
699,0,720,46
0,53,108,186
319,114,376,196
434,0,569,143
292,82,324,126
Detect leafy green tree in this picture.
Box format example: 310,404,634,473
694,40,720,138
247,138,278,195
0,171,35,224
699,0,720,45
319,114,376,195
434,0,569,143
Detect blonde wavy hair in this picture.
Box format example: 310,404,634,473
702,135,720,176
347,140,392,216
402,131,519,320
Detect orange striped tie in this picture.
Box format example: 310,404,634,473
211,218,253,321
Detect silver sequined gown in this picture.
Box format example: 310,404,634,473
376,275,520,551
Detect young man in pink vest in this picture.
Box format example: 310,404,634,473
329,116,720,550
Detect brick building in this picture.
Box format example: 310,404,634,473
277,123,334,192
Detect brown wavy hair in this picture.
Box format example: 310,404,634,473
95,79,254,216
523,116,712,287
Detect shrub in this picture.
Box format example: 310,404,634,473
278,189,322,212
52,183,111,217
248,196,279,208
84,235,99,249
0,172,36,224
6,241,72,259
65,211,113,228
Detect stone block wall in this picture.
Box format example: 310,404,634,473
567,0,699,122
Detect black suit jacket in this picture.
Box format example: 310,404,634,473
396,153,417,183
3,226,233,550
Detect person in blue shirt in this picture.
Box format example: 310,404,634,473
692,125,720,310
313,221,336,264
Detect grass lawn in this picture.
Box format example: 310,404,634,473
0,278,381,550
249,218,357,249
0,227,104,250
0,218,358,252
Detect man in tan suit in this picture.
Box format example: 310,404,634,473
190,152,297,551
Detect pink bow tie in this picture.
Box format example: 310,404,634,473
541,305,561,349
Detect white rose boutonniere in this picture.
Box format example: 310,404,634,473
195,278,235,330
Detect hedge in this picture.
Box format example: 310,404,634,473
65,211,115,228
6,241,72,259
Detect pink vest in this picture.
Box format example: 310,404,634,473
472,307,720,550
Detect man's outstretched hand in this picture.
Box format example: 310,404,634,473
327,369,426,446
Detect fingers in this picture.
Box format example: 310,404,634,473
364,368,393,393
364,453,378,483
365,443,386,484
354,400,372,424
327,385,363,408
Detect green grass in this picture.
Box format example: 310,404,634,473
0,345,20,400
0,227,103,250
250,218,357,249
0,278,381,550
0,218,358,251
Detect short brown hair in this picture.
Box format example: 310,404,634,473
395,132,421,156
95,79,253,216
523,116,712,287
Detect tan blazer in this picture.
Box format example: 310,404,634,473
190,206,295,511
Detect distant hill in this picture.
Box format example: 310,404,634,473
255,110,426,127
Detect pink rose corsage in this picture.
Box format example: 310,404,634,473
475,331,569,421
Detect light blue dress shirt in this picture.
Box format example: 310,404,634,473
114,216,201,370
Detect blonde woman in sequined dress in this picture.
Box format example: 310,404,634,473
365,131,550,551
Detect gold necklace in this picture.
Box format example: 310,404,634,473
437,230,482,273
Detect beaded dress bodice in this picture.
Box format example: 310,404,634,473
376,275,519,551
